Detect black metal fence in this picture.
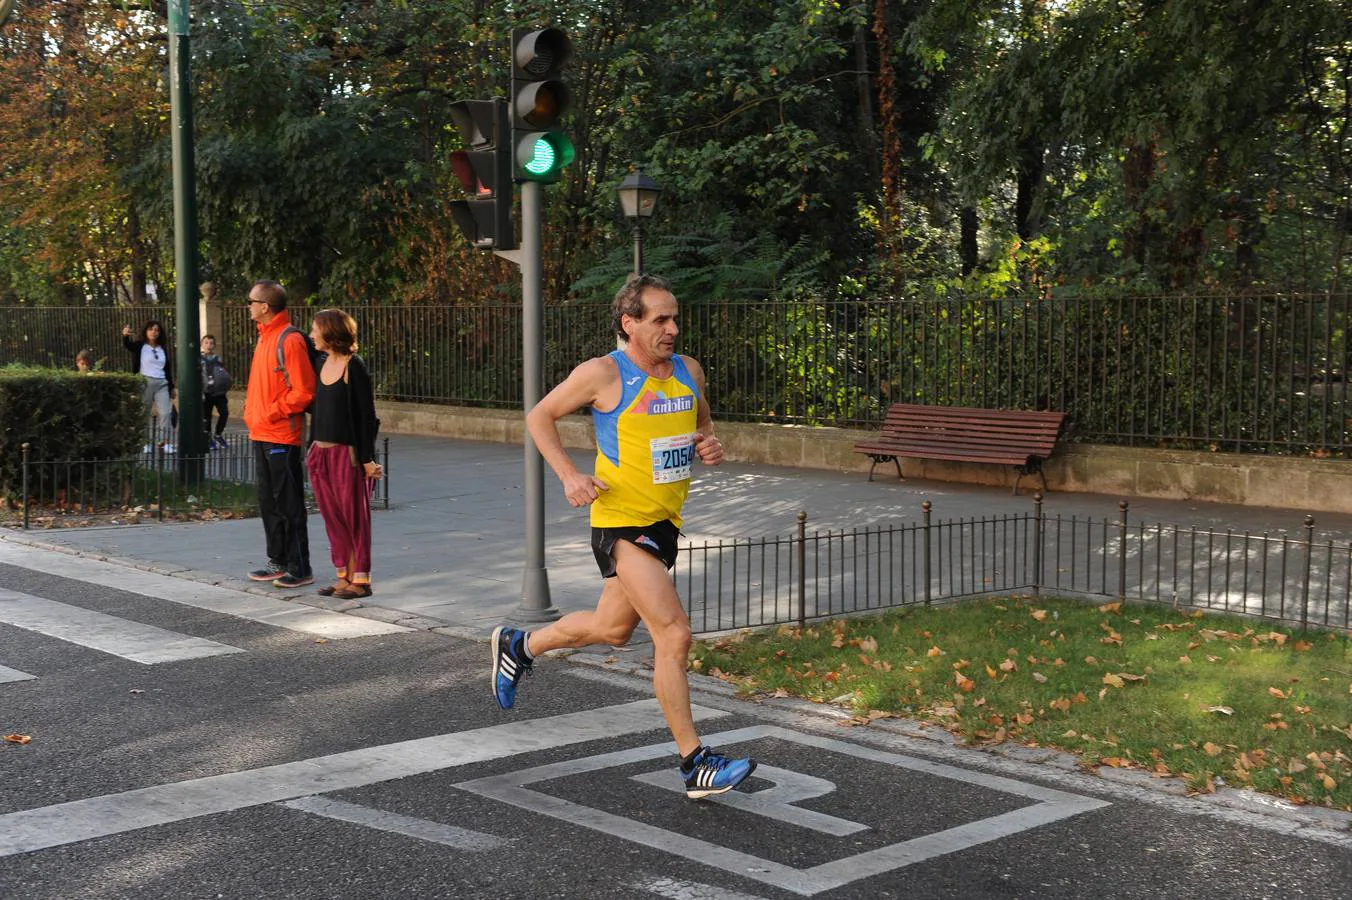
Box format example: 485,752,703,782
12,434,390,527
4,292,1348,453
678,498,1352,636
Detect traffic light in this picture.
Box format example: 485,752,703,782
511,27,575,183
449,97,516,251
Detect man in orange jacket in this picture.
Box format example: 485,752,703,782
244,280,317,588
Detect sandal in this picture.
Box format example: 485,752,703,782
332,584,372,600
317,581,351,597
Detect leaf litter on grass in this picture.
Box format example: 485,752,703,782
690,596,1352,811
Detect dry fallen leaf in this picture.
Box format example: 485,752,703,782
927,646,944,658
1031,609,1049,622
1204,705,1234,715
999,658,1017,673
1103,673,1125,689
1099,602,1122,614
955,673,976,693
3,734,32,745
1203,741,1223,757
859,636,878,653
1268,687,1290,700
1032,672,1048,683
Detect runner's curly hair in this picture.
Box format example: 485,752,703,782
612,274,673,342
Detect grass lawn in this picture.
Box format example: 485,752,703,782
690,595,1352,811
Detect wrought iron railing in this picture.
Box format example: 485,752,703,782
678,499,1352,636
4,292,1348,453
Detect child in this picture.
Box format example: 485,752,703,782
200,334,233,449
75,349,95,373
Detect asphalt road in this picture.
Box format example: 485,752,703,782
1,556,1349,899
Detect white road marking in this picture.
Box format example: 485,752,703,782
0,699,728,858
0,588,243,664
281,796,506,851
634,874,772,900
457,724,1111,897
0,664,36,683
0,543,410,639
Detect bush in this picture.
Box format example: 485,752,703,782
0,367,146,494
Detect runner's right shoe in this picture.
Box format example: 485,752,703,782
490,626,532,709
681,746,757,799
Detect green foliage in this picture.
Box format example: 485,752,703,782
0,368,146,496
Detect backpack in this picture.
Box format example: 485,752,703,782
202,357,233,395
274,325,317,410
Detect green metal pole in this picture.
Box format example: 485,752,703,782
168,1,205,483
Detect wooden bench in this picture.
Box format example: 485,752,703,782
854,404,1068,494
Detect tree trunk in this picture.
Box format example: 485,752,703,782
960,206,978,275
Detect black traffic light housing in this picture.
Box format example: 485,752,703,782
511,27,575,183
449,97,516,251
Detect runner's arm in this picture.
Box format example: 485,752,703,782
526,357,614,506
684,356,724,466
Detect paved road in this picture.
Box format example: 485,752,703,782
2,547,1349,899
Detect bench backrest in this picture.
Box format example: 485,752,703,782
879,404,1066,461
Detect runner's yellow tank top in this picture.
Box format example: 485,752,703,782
591,350,699,528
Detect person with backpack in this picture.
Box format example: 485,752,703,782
199,334,233,449
243,279,316,589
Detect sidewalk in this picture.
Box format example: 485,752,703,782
5,432,1351,640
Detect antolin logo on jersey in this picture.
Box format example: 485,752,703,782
636,390,694,415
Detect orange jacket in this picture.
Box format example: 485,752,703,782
243,311,316,445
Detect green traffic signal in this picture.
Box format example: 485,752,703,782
517,132,576,181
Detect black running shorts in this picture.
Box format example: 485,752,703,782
591,519,680,578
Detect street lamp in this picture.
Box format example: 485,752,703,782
616,168,663,277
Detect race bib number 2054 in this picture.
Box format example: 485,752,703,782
650,433,696,484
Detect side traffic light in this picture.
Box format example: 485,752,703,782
449,97,515,251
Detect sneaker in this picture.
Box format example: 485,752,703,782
141,444,153,455
681,746,757,800
490,625,532,709
273,573,315,589
214,436,229,450
247,563,286,582
162,443,176,454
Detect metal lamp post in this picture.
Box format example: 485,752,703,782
616,169,663,277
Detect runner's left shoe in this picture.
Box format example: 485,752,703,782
681,746,757,799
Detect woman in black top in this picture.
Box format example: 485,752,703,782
122,320,176,447
306,309,382,599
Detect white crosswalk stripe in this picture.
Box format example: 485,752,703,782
0,542,411,639
0,587,243,664
0,663,36,683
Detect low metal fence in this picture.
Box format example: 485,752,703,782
678,498,1352,636
12,436,390,528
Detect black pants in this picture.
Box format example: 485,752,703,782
255,441,310,578
203,394,229,436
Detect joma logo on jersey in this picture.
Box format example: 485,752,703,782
636,391,694,415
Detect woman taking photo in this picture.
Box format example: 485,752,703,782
122,320,176,450
307,309,382,599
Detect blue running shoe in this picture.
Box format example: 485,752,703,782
681,746,757,799
490,625,532,709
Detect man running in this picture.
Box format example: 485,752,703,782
490,274,756,800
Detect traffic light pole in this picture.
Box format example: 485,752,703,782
517,181,558,621
168,0,205,483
